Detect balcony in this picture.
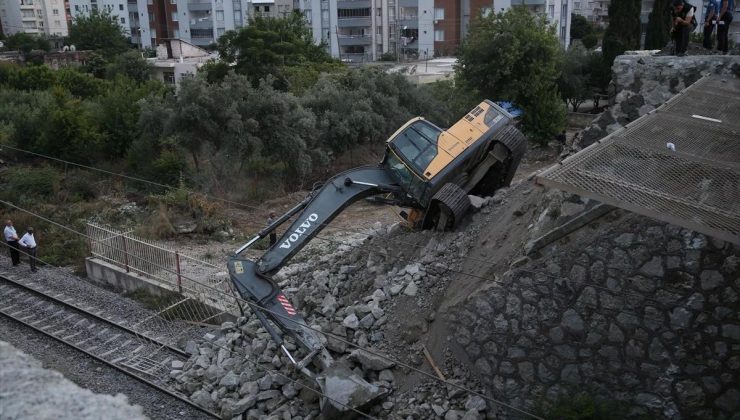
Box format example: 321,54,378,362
337,17,371,27
188,0,213,11
190,37,214,46
191,28,214,38
398,0,416,7
190,18,213,29
337,0,370,8
337,34,372,46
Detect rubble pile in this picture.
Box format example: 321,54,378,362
170,188,517,419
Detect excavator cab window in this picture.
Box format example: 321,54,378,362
390,120,442,175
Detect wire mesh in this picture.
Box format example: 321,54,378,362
538,74,740,244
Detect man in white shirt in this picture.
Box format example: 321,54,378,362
19,227,38,272
4,219,20,266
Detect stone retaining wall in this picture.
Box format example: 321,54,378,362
448,208,740,418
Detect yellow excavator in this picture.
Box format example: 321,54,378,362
228,100,526,416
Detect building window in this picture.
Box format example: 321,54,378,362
171,11,177,20
170,0,175,3
575,2,580,9
217,27,225,36
376,25,381,35
264,5,269,12
399,7,417,19
149,13,154,21
433,7,443,20
482,7,492,17
304,9,310,23
74,4,79,10
234,10,241,21
376,7,381,17
54,19,60,25
53,8,59,14
216,10,224,20
321,10,329,21
548,4,554,18
434,29,444,41
163,71,175,84
173,28,179,37
120,17,125,23
119,4,123,10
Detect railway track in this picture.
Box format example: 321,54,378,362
0,272,218,419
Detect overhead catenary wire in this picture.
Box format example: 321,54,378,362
0,198,546,420
0,242,380,420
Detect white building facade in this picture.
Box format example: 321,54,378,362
0,0,69,36
296,0,572,62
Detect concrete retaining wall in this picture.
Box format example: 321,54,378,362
85,257,236,323
85,257,173,297
0,341,147,420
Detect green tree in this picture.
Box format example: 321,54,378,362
67,10,130,57
7,65,56,91
645,0,672,49
56,68,105,98
602,0,641,67
106,50,151,83
93,78,160,158
558,46,591,112
81,52,108,78
216,11,335,88
581,33,599,49
4,33,51,53
570,14,593,40
456,7,565,143
35,90,103,163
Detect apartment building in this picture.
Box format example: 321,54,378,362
297,0,572,62
0,0,69,36
67,0,262,49
572,0,608,26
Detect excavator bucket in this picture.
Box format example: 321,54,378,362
228,256,388,416
317,361,389,419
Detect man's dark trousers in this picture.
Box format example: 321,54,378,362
717,13,733,53
674,24,691,54
27,247,37,271
7,240,20,265
703,23,715,48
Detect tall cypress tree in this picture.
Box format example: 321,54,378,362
645,0,673,49
602,0,642,67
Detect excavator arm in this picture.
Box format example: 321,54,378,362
228,165,401,415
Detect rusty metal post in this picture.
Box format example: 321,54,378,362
175,251,182,293
122,235,129,273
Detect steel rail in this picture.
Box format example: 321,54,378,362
0,275,219,420
0,275,188,357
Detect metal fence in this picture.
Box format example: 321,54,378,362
86,223,240,318
537,75,740,245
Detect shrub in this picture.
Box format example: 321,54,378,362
3,167,59,199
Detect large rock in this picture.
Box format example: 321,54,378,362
348,349,396,371
560,309,585,335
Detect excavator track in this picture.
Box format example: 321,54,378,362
496,125,527,186
429,183,470,230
